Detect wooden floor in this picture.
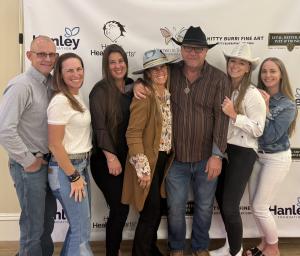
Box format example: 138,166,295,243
0,238,299,255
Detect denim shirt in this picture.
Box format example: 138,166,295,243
258,92,296,153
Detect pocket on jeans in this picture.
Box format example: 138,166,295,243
48,164,61,191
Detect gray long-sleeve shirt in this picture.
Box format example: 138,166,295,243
0,66,52,168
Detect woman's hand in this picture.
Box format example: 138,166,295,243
69,176,87,202
107,157,122,176
222,96,237,121
138,174,151,189
25,157,47,173
258,89,270,113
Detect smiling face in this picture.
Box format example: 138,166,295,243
227,57,251,85
108,52,127,82
181,44,208,70
26,37,57,76
61,57,84,95
148,64,168,87
260,60,281,94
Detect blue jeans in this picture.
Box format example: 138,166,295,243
9,158,57,256
48,158,93,256
165,160,217,252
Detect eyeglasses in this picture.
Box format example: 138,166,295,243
31,51,59,59
182,45,206,53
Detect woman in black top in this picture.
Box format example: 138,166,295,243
89,44,133,256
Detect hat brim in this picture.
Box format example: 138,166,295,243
172,37,218,49
132,57,178,75
223,52,260,70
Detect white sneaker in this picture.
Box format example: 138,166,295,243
231,247,243,256
209,243,230,256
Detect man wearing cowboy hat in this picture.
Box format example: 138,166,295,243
134,26,231,256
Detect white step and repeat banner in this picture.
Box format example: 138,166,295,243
23,0,300,241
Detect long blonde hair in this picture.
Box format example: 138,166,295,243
227,58,252,115
257,57,297,136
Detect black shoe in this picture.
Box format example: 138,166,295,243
151,245,164,256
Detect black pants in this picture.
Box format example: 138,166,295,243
90,153,129,256
215,144,257,255
132,151,168,256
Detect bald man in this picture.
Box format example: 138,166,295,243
0,36,58,256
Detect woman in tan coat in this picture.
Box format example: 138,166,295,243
122,49,175,256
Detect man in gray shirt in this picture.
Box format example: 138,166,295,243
0,35,58,256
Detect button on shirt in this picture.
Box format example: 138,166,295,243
227,84,266,150
0,66,52,167
258,92,296,153
170,61,231,162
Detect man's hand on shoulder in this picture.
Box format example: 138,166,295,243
133,79,150,99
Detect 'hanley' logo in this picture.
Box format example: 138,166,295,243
297,197,300,208
33,27,80,50
54,209,67,223
295,88,300,108
270,199,300,218
64,26,80,38
103,21,126,42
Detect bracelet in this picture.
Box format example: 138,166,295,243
107,156,116,163
67,170,81,183
212,155,223,160
35,152,44,158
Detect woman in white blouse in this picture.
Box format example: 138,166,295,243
47,53,93,256
210,43,266,256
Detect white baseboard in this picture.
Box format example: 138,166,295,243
0,213,20,241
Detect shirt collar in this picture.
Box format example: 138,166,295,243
272,91,284,101
26,66,50,85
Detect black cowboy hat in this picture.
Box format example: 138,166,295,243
172,26,217,49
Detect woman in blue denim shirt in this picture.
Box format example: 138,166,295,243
47,53,93,256
246,57,297,256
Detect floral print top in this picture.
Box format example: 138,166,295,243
129,89,172,178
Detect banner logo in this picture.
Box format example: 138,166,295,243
291,148,300,161
295,88,300,109
54,209,68,223
160,26,187,46
270,200,300,219
103,21,126,42
64,26,80,38
268,33,300,51
33,26,80,50
91,21,135,58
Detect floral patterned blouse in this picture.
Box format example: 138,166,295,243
129,89,172,178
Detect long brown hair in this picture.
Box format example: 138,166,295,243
53,52,84,113
227,58,252,115
102,44,129,138
258,57,297,136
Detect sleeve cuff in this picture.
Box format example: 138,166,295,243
129,153,151,178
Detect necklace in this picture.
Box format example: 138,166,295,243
184,77,190,94
154,86,166,101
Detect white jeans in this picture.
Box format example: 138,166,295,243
248,149,291,244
